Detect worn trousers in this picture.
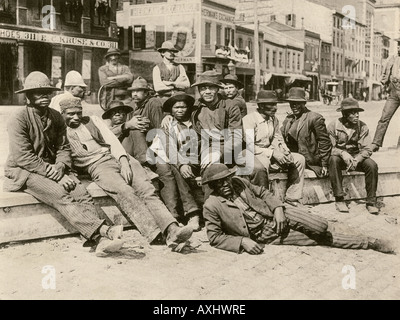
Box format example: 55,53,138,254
329,155,378,204
372,83,400,146
87,156,177,243
24,173,105,240
256,152,305,201
260,206,369,249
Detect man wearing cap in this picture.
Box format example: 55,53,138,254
49,70,87,113
327,98,379,214
150,93,203,230
109,76,182,220
98,48,133,107
191,70,269,190
60,97,194,250
4,71,125,257
221,74,247,118
371,39,400,152
152,41,190,100
243,90,306,207
281,87,332,178
202,164,394,255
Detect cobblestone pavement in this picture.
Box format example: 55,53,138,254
1,196,399,300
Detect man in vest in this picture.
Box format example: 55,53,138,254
60,97,194,251
4,72,124,257
49,70,87,113
153,41,190,101
371,39,400,152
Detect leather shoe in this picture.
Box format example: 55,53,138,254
95,237,124,257
166,224,193,249
366,204,379,215
368,238,395,254
335,201,349,213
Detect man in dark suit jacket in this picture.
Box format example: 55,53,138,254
281,87,332,178
202,164,394,255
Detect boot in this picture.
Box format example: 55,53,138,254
368,238,395,254
165,223,193,249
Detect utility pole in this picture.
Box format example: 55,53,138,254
254,0,260,96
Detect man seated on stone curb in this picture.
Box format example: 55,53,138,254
150,93,203,231
59,97,194,251
4,71,124,257
202,164,394,255
281,87,332,178
327,97,379,215
243,90,306,207
108,76,183,221
221,74,247,118
190,70,269,196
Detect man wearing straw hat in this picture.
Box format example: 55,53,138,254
152,41,190,100
49,70,88,113
327,97,379,215
3,71,125,257
221,74,247,118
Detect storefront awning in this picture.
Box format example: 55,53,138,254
285,73,312,85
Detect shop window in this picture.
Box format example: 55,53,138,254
238,37,243,50
62,0,83,24
297,54,300,70
133,25,146,49
272,51,276,67
225,27,232,46
205,22,211,45
91,0,111,28
216,25,222,46
65,48,77,74
266,49,269,69
155,25,165,49
279,52,282,68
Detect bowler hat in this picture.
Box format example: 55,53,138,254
105,48,121,59
202,164,236,185
102,100,133,120
163,93,195,114
127,76,151,91
221,74,244,89
157,41,179,53
191,70,224,89
336,97,364,112
286,87,307,102
59,97,82,114
251,90,279,104
15,71,61,94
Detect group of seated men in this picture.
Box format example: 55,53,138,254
3,44,394,256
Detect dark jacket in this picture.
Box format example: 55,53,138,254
203,176,284,253
281,108,332,176
4,106,71,192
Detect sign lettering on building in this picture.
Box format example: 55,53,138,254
201,8,234,23
131,3,200,16
0,28,118,49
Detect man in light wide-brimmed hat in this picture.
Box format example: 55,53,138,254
49,70,88,112
221,74,247,118
190,70,269,196
327,97,379,215
4,71,125,257
152,41,190,100
243,90,306,207
281,87,332,178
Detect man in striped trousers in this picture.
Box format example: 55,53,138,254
202,164,395,255
3,71,124,257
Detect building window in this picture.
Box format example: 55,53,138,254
238,37,243,49
297,53,300,70
279,52,283,68
133,25,146,49
287,52,290,69
205,22,211,45
92,0,111,27
35,0,52,20
155,25,165,49
266,49,270,69
272,51,276,67
216,24,222,46
332,53,335,71
259,41,262,62
62,1,83,24
225,27,232,46
231,29,235,47
286,14,296,27
248,40,253,59
292,53,295,70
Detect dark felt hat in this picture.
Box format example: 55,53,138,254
127,76,151,91
221,74,244,89
102,100,133,120
336,97,364,112
191,70,224,89
162,93,195,114
202,164,236,185
286,87,307,102
251,90,279,104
